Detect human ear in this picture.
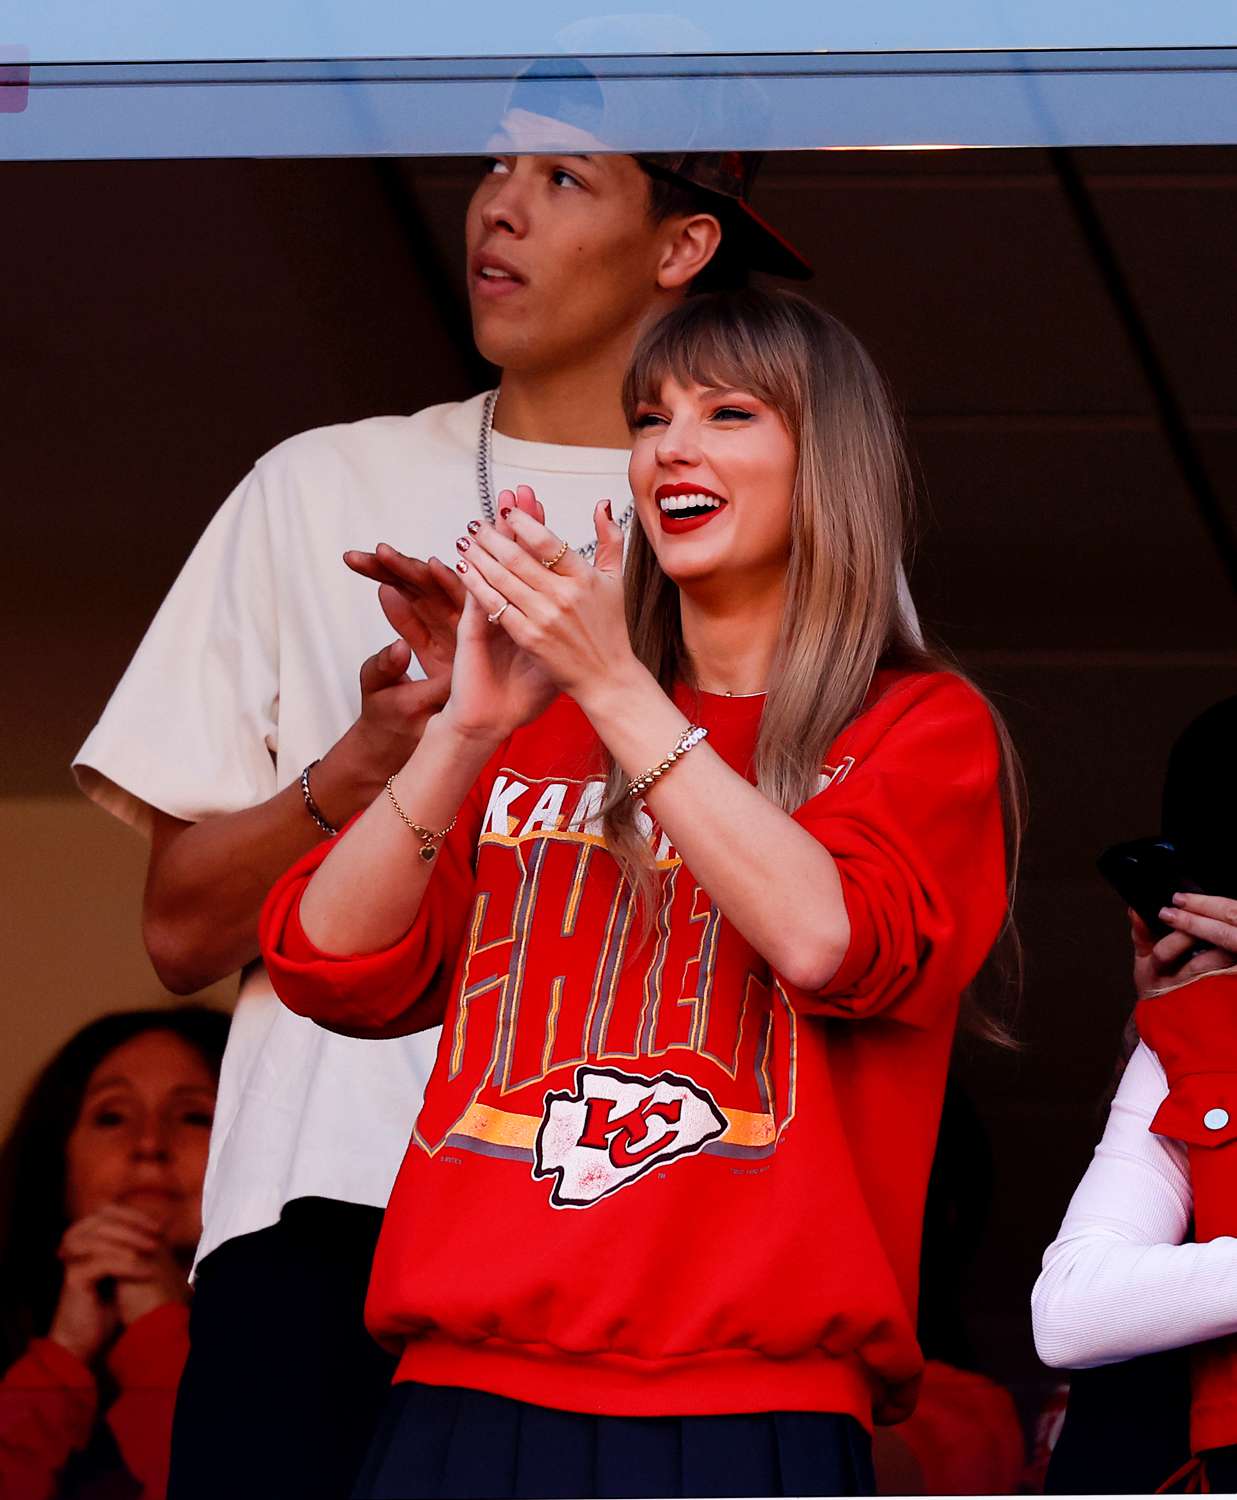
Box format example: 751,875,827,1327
656,213,723,291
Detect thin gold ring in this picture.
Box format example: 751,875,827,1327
486,601,510,624
541,540,570,571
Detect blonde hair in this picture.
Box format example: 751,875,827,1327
603,289,1023,1040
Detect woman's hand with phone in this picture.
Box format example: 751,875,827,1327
1132,893,1237,998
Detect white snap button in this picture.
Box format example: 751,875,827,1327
1204,1108,1230,1131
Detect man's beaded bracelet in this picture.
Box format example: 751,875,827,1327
625,725,708,800
299,759,339,836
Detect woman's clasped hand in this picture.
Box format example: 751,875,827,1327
448,482,635,735
49,1201,190,1366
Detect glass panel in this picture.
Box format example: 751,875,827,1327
6,49,1237,160
11,0,1237,64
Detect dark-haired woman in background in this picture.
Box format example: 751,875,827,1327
0,1006,229,1500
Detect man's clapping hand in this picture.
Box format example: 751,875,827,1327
343,548,465,785
345,547,464,680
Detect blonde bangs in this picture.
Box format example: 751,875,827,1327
621,295,798,435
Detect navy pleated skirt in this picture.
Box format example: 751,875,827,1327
352,1381,875,1499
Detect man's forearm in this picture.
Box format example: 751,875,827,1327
142,722,391,992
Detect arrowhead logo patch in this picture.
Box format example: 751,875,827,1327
532,1065,726,1208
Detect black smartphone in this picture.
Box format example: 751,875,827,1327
1096,837,1207,938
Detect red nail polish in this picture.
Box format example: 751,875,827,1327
604,499,613,519
455,537,470,552
467,519,482,535
455,561,468,574
499,507,512,520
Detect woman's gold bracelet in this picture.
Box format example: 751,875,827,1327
384,776,457,863
625,725,708,800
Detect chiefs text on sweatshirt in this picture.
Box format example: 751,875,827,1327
261,669,1005,1428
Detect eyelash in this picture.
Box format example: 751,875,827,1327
633,406,754,429
90,1107,214,1128
481,159,582,191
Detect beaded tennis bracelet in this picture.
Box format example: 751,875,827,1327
625,725,708,799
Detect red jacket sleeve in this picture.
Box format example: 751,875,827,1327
261,747,503,1038
0,1338,97,1500
104,1303,189,1500
784,672,1007,1027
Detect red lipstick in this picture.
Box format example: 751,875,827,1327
654,482,728,535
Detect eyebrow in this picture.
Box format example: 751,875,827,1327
506,152,593,164
83,1079,214,1100
83,1076,132,1097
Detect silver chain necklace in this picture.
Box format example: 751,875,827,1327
477,389,632,565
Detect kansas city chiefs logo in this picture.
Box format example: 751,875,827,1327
532,1066,726,1208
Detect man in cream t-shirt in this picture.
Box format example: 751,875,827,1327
77,399,634,1255
74,140,813,1498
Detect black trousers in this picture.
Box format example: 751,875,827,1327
1203,1443,1237,1490
353,1382,875,1500
168,1197,396,1500
1045,1351,1191,1494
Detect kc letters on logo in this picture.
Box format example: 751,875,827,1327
534,1066,727,1208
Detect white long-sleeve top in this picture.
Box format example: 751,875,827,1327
1032,1040,1237,1369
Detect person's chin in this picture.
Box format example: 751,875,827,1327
655,546,727,587
169,1221,203,1261
470,301,534,366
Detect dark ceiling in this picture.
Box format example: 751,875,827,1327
3,145,1236,1415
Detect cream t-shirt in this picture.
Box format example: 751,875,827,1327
74,393,632,1268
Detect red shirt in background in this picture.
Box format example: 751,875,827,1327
0,1303,188,1500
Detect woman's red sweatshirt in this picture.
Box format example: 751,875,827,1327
261,669,1005,1429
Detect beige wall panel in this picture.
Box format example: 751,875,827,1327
1,795,236,1137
